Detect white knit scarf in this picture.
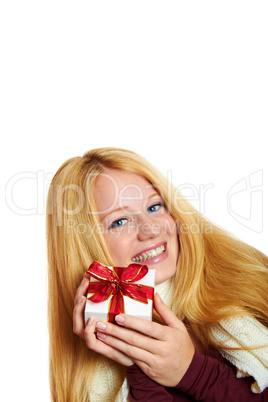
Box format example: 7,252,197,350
90,278,268,401
211,315,268,393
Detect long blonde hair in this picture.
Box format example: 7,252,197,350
46,147,268,401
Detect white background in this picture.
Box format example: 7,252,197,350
1,1,267,401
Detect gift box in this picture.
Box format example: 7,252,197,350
84,261,155,324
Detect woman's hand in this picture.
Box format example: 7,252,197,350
73,276,134,366
74,282,195,387
73,277,194,386
96,293,195,387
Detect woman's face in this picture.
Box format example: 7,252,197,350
93,169,179,285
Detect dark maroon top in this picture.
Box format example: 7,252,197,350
127,348,268,401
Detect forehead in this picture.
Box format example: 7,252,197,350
93,169,156,212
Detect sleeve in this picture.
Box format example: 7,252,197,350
176,348,268,401
127,364,173,402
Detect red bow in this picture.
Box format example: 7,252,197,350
86,261,154,323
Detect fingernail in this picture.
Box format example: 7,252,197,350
115,315,125,323
96,322,106,330
77,296,83,304
156,292,162,302
97,332,106,339
87,317,94,326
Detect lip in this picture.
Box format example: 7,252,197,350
131,241,168,265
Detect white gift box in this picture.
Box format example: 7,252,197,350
84,267,155,323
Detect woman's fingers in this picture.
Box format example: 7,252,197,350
84,317,133,366
91,295,187,357
73,278,134,366
153,293,186,331
96,317,194,386
73,276,90,337
96,294,187,345
73,295,87,337
73,276,89,305
93,297,195,387
95,321,159,357
114,313,167,341
73,281,194,383
96,332,152,363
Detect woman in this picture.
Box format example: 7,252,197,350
47,147,268,401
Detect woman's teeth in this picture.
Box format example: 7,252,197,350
131,244,165,262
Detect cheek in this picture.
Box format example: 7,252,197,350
164,214,178,236
104,233,131,262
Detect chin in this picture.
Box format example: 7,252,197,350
154,271,174,285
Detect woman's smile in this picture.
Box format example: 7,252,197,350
131,241,166,263
93,169,179,284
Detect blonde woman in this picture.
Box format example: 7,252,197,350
47,148,268,401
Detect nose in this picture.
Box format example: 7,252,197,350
136,214,162,241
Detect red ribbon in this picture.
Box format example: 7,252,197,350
86,261,154,323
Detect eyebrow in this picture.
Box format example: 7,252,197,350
99,192,160,222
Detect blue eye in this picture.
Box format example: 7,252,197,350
110,218,128,229
147,202,164,213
